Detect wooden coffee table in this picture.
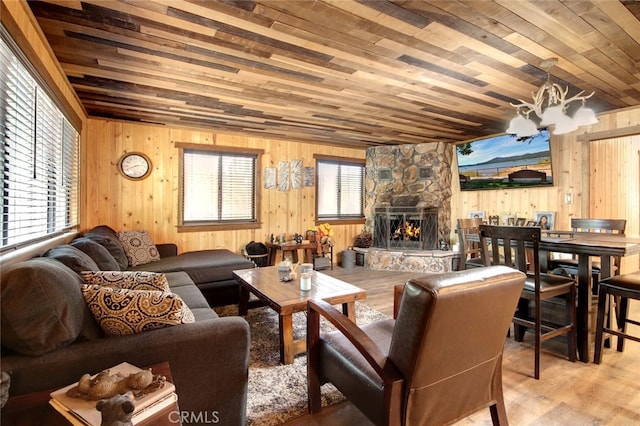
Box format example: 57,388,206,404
233,266,366,364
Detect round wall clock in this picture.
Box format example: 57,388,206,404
118,152,152,180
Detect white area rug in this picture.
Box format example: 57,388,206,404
215,302,388,425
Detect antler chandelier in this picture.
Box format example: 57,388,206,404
507,58,598,137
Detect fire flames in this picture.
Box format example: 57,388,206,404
392,221,421,241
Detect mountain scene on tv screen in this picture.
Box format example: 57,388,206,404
456,130,552,191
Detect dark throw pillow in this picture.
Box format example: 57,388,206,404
45,245,100,275
71,237,120,271
1,258,89,355
84,226,129,270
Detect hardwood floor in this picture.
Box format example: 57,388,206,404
283,266,640,425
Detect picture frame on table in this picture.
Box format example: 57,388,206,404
535,211,555,230
488,215,499,225
526,220,537,226
468,211,485,220
515,218,526,226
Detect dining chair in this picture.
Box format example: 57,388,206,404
479,225,577,379
549,218,626,293
307,266,525,426
456,218,485,270
594,272,640,363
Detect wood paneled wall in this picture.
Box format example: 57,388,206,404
451,106,640,272
6,0,638,270
85,106,639,265
83,120,366,257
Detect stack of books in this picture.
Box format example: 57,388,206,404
49,362,177,425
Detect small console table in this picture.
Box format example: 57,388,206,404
265,241,317,265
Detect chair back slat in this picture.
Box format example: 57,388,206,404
479,225,542,281
562,218,627,270
571,218,626,235
456,218,483,270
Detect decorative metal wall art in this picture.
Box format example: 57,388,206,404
304,167,314,186
278,161,289,191
290,159,302,189
264,167,276,189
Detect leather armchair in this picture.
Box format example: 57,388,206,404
307,266,525,426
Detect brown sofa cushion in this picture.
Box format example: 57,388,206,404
71,237,120,271
163,272,217,321
84,226,129,270
0,258,99,356
44,245,99,275
128,249,254,285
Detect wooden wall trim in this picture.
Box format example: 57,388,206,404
175,140,264,233
576,125,640,142
174,141,264,155
313,154,365,164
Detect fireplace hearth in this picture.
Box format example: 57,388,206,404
374,207,438,250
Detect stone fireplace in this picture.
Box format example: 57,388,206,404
362,143,455,272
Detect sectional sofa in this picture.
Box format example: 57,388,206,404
1,225,255,425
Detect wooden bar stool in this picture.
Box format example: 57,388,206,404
456,218,485,270
594,272,640,364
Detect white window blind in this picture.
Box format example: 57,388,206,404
1,30,80,250
182,150,257,223
317,159,364,220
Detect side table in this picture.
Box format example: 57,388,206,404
1,362,180,426
265,241,317,265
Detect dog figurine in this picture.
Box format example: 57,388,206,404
96,392,135,426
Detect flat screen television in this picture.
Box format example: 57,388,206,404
456,129,553,191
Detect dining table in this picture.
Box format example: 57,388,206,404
539,231,640,362
467,229,640,362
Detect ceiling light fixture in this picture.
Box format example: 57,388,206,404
507,58,598,137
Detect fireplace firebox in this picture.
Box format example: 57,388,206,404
373,207,438,250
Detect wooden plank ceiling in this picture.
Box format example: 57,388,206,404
27,0,640,148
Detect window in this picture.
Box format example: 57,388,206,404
1,30,80,250
178,143,261,230
315,156,365,222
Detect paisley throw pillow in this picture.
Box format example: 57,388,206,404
116,230,160,267
80,271,169,292
81,285,194,337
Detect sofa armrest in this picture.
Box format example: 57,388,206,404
156,243,178,258
2,317,249,426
